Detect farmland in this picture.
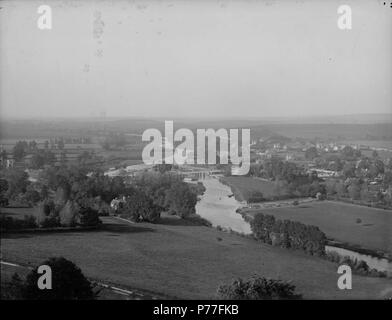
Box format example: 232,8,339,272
243,201,392,255
1,215,391,299
220,176,277,202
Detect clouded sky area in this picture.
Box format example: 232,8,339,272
0,0,391,119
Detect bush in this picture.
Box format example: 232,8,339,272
21,257,95,300
217,275,301,300
165,182,197,218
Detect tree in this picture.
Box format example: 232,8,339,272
43,150,56,165
335,181,347,198
21,257,95,300
4,168,30,199
348,180,361,200
30,152,45,169
13,141,27,161
28,140,38,151
25,184,41,205
0,178,9,206
78,205,101,226
217,276,301,300
121,190,161,222
59,200,79,227
1,149,7,162
0,178,9,194
165,182,198,218
305,147,318,160
343,162,356,179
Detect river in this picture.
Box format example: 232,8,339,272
195,176,251,234
195,175,392,274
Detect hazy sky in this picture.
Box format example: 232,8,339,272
0,0,391,119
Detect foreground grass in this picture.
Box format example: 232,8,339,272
1,215,391,299
244,201,392,255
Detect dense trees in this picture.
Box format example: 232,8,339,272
2,168,30,200
250,212,326,256
217,275,301,300
120,189,161,222
165,182,198,218
305,147,318,160
2,162,202,226
132,172,200,219
12,141,28,161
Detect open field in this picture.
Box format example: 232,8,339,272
1,215,391,299
220,176,277,202
243,201,392,255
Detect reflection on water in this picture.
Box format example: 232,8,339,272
196,175,392,274
195,176,251,234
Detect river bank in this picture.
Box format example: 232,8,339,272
195,176,392,275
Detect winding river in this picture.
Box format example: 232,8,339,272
195,176,392,274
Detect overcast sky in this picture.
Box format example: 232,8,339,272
0,0,391,119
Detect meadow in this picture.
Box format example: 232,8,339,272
220,176,277,202
1,215,391,299
243,201,392,255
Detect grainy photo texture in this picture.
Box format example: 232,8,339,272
0,0,391,304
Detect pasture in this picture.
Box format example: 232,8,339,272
244,201,392,254
1,215,391,299
220,176,277,202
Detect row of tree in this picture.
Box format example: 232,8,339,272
249,212,326,256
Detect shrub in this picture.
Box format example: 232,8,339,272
217,275,301,300
21,257,95,300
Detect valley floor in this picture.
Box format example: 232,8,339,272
1,215,391,299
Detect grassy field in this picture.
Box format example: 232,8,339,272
244,201,392,254
220,176,277,202
1,214,391,299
